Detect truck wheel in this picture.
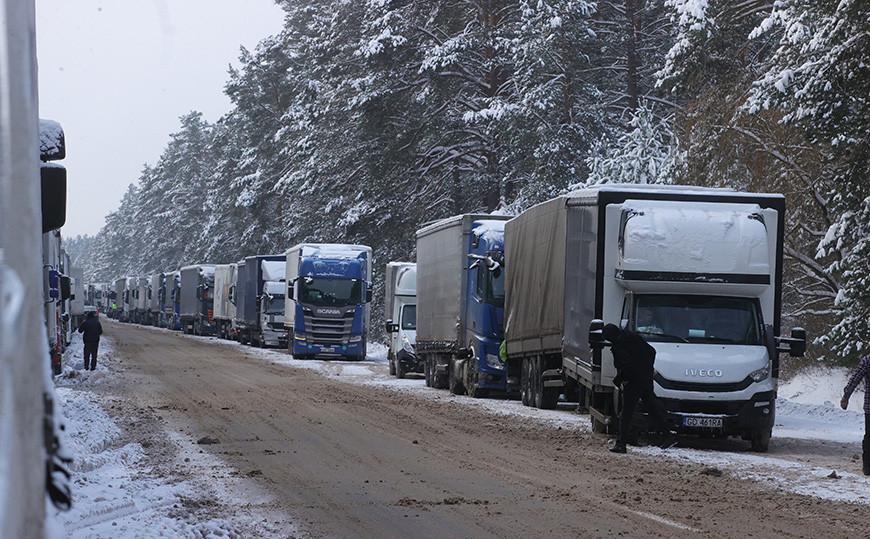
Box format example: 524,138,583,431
396,360,406,380
388,354,396,376
424,357,432,387
750,429,771,452
448,362,464,395
591,416,608,434
521,359,531,406
531,357,558,410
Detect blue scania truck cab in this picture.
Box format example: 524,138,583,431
285,243,373,360
416,215,512,397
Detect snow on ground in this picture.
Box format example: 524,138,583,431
52,332,293,538
775,366,866,443
159,327,870,506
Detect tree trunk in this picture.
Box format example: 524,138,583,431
624,0,642,111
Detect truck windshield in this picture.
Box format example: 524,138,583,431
401,305,416,330
265,296,285,315
299,277,361,307
633,295,762,345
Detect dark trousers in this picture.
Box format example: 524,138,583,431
84,342,99,370
619,379,669,444
864,414,869,473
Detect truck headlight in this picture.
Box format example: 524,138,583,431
485,353,504,370
749,365,770,382
294,334,306,341
349,335,362,343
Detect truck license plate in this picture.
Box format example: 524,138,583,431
683,416,723,429
320,347,334,353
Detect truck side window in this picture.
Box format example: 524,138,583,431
475,265,487,300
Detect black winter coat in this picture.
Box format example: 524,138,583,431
77,317,102,344
611,330,656,386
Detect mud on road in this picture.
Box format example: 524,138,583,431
100,320,865,538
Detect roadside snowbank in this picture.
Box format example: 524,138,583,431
53,332,293,538
775,366,867,443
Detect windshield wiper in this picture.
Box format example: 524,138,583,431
637,331,690,343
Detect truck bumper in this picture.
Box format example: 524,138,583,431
659,391,776,436
293,340,365,360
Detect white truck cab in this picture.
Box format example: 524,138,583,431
385,262,419,378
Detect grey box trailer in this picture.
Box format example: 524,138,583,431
165,271,181,330
236,255,286,347
213,263,237,339
504,185,806,450
180,265,216,335
416,214,511,389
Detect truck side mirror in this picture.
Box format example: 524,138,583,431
385,319,398,333
287,283,295,301
365,287,373,303
589,318,607,350
60,275,71,301
789,327,807,357
589,319,606,350
40,165,67,233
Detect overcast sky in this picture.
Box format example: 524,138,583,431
36,0,285,237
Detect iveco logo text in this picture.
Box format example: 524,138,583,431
685,369,723,377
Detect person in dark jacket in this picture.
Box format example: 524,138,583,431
604,323,670,453
841,354,870,475
77,311,102,371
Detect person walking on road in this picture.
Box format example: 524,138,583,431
77,311,102,371
841,354,870,475
604,323,670,454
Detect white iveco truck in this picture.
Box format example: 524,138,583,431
503,185,806,451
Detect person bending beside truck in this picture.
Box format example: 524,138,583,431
77,311,102,371
604,323,670,454
840,354,870,475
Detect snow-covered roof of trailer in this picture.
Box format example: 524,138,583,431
290,243,371,259
416,213,512,238
564,183,785,200
180,265,216,276
472,219,506,243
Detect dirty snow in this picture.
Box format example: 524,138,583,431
140,325,870,506
53,330,294,538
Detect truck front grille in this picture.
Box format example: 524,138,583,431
305,315,352,344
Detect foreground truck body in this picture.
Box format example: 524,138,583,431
285,244,372,360
504,185,806,451
180,265,216,335
237,255,287,347
384,262,419,378
213,263,237,339
416,215,512,396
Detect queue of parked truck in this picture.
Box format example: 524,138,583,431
88,184,809,452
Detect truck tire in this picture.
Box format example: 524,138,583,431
521,359,531,406
448,362,464,395
424,356,432,387
396,359,406,379
388,354,396,376
750,429,771,452
466,362,485,398
591,416,608,434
